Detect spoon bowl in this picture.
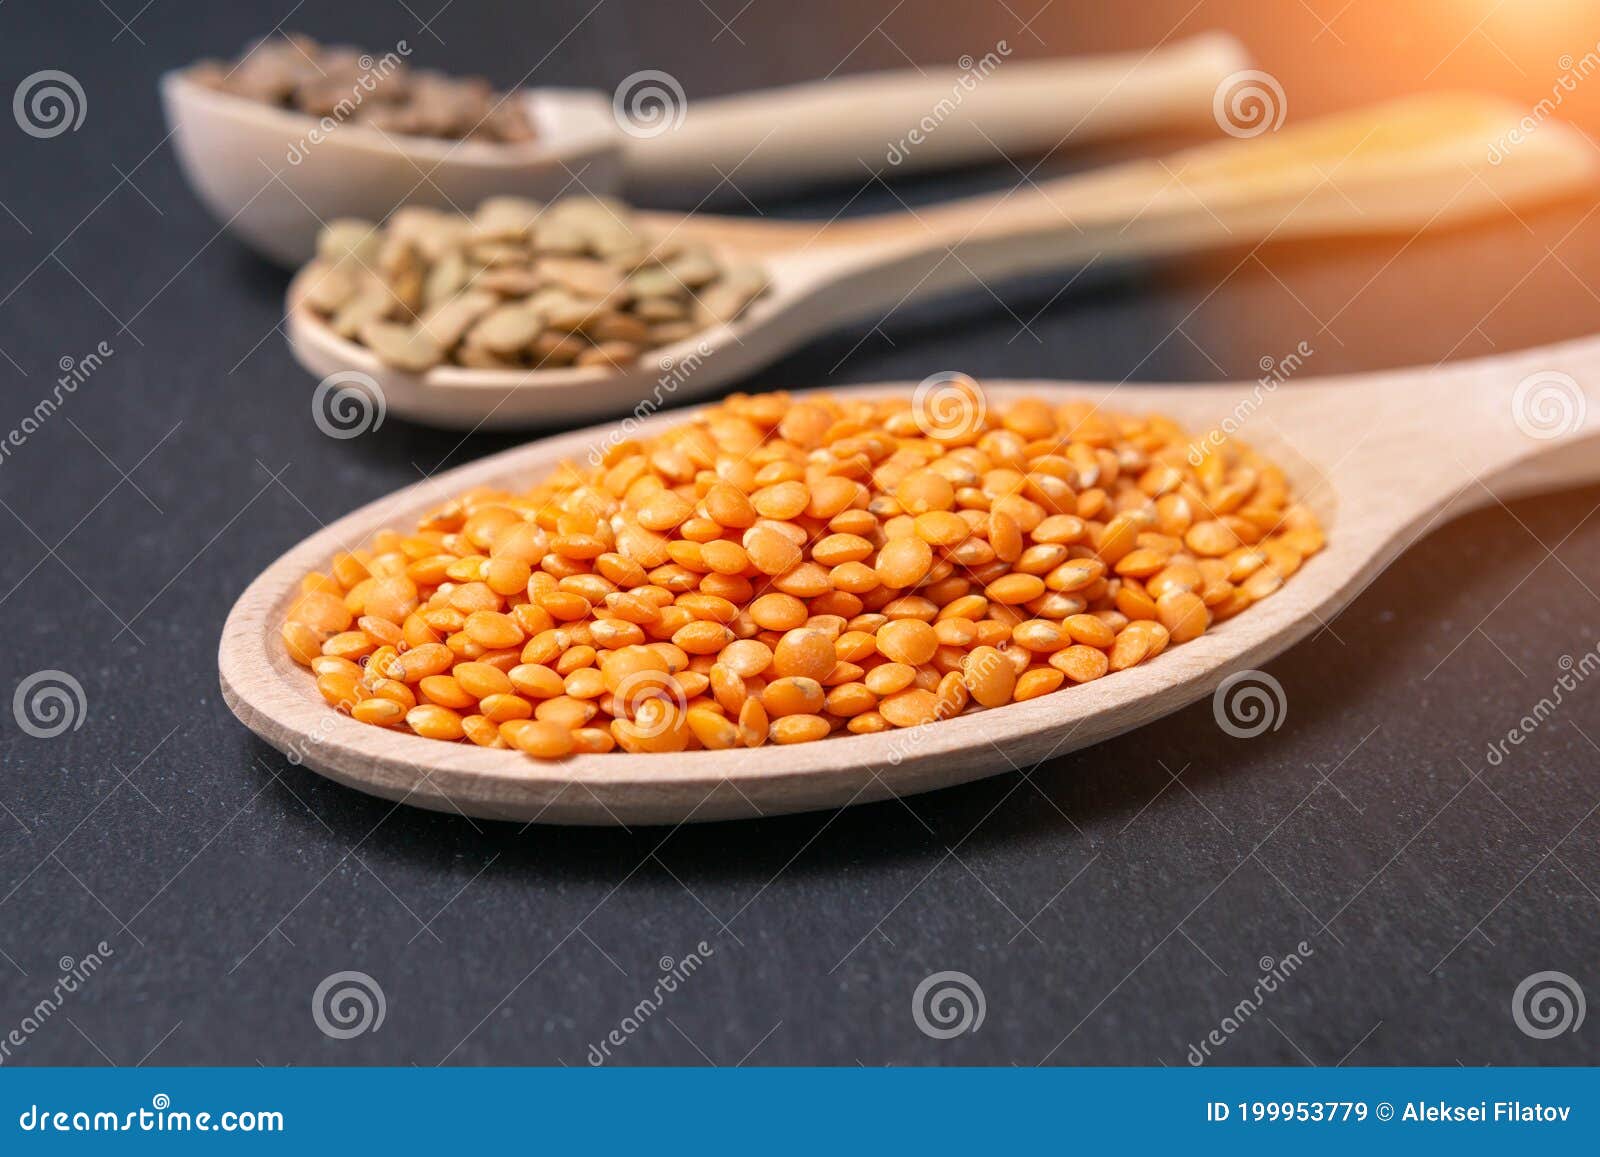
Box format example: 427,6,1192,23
162,72,622,267
285,93,1600,429
219,343,1600,825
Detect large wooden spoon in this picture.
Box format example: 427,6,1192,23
285,93,1600,430
219,339,1600,824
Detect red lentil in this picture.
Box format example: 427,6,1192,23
285,385,1323,758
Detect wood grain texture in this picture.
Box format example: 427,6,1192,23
284,93,1600,429
218,347,1600,825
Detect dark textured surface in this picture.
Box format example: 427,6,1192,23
1,0,1597,1067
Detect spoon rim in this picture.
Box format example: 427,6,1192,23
219,379,1354,822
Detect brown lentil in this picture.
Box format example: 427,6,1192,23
190,35,536,143
285,385,1323,759
300,197,769,374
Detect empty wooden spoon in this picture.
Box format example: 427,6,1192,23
284,93,1599,430
163,34,1249,266
220,335,1600,824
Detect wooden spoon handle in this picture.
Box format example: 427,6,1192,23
1396,334,1600,504
774,94,1598,301
1243,333,1600,539
621,34,1249,192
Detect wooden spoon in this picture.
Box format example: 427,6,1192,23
163,34,1248,266
219,339,1600,825
284,93,1600,431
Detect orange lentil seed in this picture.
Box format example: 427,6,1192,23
879,688,939,728
501,719,576,758
761,676,826,717
352,697,406,726
738,698,769,747
1014,668,1065,700
461,715,505,747
1051,645,1110,683
876,536,934,589
772,629,836,681
962,646,1016,708
876,620,938,666
771,714,832,744
406,704,465,740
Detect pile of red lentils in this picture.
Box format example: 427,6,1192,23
282,382,1324,758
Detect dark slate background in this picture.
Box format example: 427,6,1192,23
1,0,1597,1067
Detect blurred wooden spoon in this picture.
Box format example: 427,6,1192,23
286,93,1600,430
164,34,1250,265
